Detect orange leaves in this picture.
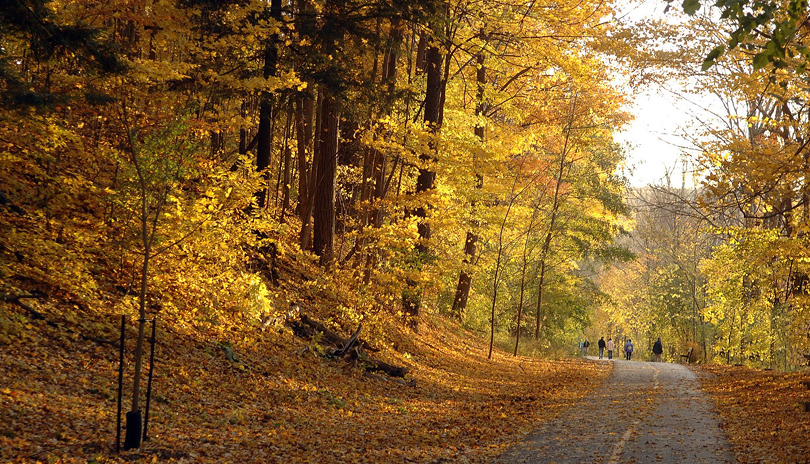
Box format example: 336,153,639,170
698,365,810,463
0,297,611,463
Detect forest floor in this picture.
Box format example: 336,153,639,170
0,308,610,464
696,364,810,464
4,295,810,464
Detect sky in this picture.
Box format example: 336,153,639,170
612,0,709,188
615,88,697,187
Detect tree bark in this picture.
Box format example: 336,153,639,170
312,87,339,265
255,0,282,209
452,51,485,319
403,41,443,328
297,92,315,249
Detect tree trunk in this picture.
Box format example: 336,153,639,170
256,95,273,208
515,207,538,356
297,92,315,249
255,0,282,208
279,101,293,221
452,51,485,319
534,258,548,339
312,87,339,265
534,95,577,339
362,19,403,281
403,41,443,328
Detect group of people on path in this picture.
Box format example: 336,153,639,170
584,336,664,362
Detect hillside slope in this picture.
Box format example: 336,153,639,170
1,304,608,463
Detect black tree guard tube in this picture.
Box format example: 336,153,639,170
142,318,157,441
116,315,126,453
124,410,142,450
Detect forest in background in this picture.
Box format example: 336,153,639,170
4,0,810,460
594,0,810,369
1,0,648,363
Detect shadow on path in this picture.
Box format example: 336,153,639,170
497,359,735,464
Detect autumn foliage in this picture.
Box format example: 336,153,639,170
0,304,609,463
697,364,810,463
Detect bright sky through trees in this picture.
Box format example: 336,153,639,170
616,87,695,187
613,0,709,187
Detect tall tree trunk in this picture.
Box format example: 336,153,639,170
297,93,315,249
403,41,443,329
452,51,485,319
255,0,282,208
310,0,344,265
295,0,315,235
312,87,339,265
534,94,577,339
534,258,549,339
487,162,529,359
256,97,273,208
239,100,248,156
279,101,293,221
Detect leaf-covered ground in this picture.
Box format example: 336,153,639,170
0,308,610,463
696,364,810,463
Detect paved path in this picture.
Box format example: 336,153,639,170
498,359,735,464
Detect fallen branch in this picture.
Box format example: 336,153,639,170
291,312,378,352
352,347,409,378
2,293,54,326
330,323,362,358
288,311,408,379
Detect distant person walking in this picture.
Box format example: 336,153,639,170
583,339,590,356
624,339,634,361
598,337,606,359
653,337,663,362
606,338,615,360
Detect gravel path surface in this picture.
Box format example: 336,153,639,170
497,359,735,463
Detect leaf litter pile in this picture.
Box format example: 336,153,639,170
0,307,609,463
696,364,810,463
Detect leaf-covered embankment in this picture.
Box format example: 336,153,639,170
0,308,609,463
696,365,810,463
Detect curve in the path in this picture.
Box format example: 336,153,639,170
497,360,735,464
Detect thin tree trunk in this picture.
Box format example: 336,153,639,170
514,207,538,356
488,174,526,359
278,101,294,221
297,93,315,247
534,94,577,339
452,51,485,319
256,96,273,208
301,89,323,251
361,18,403,280
239,100,248,156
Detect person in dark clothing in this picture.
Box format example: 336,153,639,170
652,337,663,362
624,339,634,361
597,337,606,359
583,339,590,356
